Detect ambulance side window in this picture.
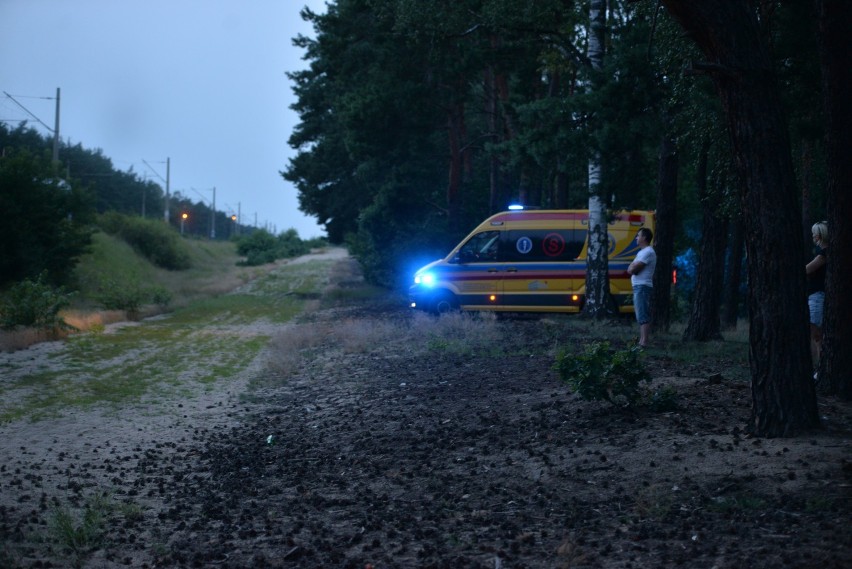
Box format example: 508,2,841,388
503,230,585,262
458,231,501,263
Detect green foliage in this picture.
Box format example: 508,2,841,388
235,228,313,266
285,0,677,289
0,272,76,333
94,277,169,318
0,139,95,288
50,496,109,554
554,341,651,408
149,286,172,307
647,385,679,412
98,212,191,270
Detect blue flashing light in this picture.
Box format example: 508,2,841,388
508,204,524,210
414,272,435,286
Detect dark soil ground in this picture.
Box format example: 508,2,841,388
2,291,851,568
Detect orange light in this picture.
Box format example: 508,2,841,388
571,294,579,302
181,213,188,220
231,215,237,221
672,269,677,285
489,295,497,302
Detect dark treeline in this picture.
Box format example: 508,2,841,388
285,0,851,432
285,0,827,290
0,123,264,288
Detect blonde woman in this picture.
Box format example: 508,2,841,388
805,221,828,373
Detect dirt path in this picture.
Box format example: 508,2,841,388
1,248,850,568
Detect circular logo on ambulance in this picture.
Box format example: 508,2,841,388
516,236,533,255
542,233,566,257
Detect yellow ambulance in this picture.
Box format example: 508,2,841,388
408,208,655,314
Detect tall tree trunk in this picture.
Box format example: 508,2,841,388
485,65,500,213
583,0,617,318
651,135,678,333
554,164,569,209
550,72,569,210
800,140,813,260
447,101,464,234
816,0,852,399
683,140,726,341
661,0,819,436
722,215,745,330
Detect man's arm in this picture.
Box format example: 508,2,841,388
627,260,646,275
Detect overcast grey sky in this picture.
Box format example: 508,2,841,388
0,0,327,238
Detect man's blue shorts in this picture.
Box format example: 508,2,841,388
633,285,652,325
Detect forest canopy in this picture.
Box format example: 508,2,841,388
284,0,827,290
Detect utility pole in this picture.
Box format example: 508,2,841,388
164,157,170,223
210,187,216,239
142,158,170,223
52,88,60,165
141,175,147,218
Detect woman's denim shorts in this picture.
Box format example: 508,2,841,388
808,291,825,327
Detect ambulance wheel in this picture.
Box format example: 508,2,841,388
432,292,458,314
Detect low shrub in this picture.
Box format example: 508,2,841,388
95,278,171,319
98,212,191,270
0,272,76,334
235,228,312,266
554,341,651,408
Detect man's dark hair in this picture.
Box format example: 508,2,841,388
638,227,654,243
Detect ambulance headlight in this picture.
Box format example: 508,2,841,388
414,272,435,286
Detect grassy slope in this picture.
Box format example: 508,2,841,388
71,231,258,310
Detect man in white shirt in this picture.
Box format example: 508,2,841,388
627,227,656,348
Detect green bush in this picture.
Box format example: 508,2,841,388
554,341,651,408
0,147,95,289
98,212,191,270
235,228,313,266
0,272,76,333
95,278,170,319
149,286,172,307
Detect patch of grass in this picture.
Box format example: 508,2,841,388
1,330,270,422
707,493,768,513
264,323,332,381
336,318,411,354
0,544,21,569
646,385,679,412
49,493,112,556
422,312,504,356
46,493,144,567
633,484,675,519
804,495,836,512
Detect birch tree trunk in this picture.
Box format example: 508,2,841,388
583,0,617,318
